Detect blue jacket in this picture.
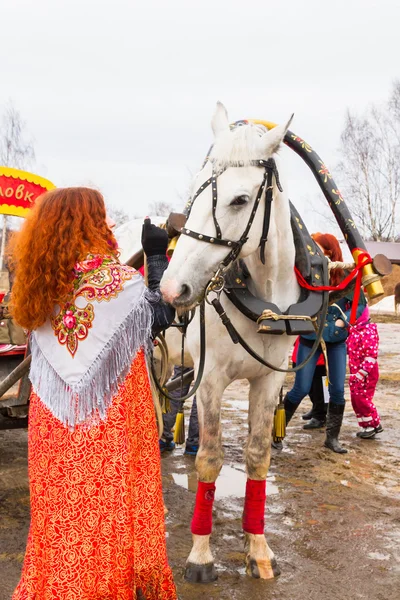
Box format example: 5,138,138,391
302,290,366,344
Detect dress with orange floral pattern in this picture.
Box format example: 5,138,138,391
12,350,177,600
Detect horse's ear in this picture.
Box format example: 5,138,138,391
211,101,230,138
260,114,294,155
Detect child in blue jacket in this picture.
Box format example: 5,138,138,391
282,233,366,454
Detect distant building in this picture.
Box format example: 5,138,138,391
339,241,400,265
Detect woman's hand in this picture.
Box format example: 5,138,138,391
141,218,168,257
335,319,346,328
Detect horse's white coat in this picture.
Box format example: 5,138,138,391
161,104,300,579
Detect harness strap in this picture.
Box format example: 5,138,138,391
191,177,213,205
179,226,241,250
259,158,282,263
260,170,273,264
211,175,222,239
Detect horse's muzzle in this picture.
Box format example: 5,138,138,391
161,279,195,309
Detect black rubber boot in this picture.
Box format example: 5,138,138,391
303,417,326,430
302,409,314,421
324,403,347,454
284,394,298,426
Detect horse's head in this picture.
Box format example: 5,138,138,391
161,103,292,309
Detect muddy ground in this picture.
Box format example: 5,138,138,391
1,324,399,600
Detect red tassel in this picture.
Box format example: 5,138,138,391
191,481,216,535
242,479,266,535
350,267,363,325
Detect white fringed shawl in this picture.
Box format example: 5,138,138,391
29,257,153,429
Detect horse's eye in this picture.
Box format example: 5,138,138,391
230,195,249,207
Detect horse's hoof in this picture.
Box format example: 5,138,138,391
184,561,218,583
246,556,281,579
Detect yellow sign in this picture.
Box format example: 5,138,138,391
0,167,55,217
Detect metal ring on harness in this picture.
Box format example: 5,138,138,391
205,268,226,305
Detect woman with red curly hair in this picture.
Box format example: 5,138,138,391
280,233,366,454
10,188,177,600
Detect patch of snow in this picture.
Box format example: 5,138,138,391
370,295,397,315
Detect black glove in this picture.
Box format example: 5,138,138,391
141,218,168,257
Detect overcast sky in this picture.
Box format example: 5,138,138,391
2,0,399,232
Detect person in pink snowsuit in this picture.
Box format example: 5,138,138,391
346,306,383,439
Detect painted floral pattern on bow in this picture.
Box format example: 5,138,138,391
51,302,95,357
332,189,344,205
347,218,356,230
318,160,332,183
290,134,312,153
295,216,303,230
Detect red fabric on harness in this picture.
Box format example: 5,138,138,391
191,481,216,535
295,251,372,326
294,251,371,293
350,266,364,325
242,479,266,535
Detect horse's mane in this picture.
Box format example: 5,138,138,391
210,123,268,171
187,123,272,209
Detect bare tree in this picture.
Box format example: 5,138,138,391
389,80,400,125
106,204,131,228
0,101,35,269
148,200,174,217
0,101,35,169
336,83,400,241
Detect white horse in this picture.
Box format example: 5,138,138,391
161,103,300,582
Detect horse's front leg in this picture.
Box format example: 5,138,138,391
244,373,283,579
185,375,225,583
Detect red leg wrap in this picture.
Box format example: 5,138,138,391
191,481,216,535
242,479,266,535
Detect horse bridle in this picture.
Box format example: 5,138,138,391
180,158,283,271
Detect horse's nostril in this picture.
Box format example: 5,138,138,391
179,284,191,298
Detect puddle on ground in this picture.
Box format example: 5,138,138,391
368,552,391,561
222,534,236,542
223,399,249,412
171,464,279,498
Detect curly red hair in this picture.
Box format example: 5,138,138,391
9,187,118,330
312,232,344,287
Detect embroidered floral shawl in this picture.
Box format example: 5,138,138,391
30,255,153,429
